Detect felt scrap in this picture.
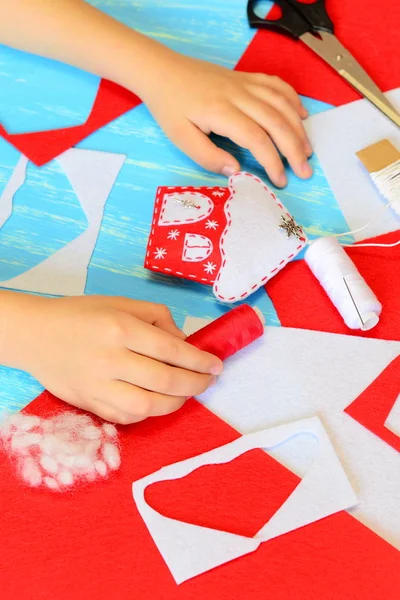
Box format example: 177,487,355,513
145,172,307,302
0,390,399,599
0,79,140,166
344,355,400,453
0,148,125,296
236,0,400,106
0,154,27,230
266,230,400,342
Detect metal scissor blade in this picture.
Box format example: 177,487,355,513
300,31,400,128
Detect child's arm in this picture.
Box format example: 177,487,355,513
0,0,312,187
0,292,221,424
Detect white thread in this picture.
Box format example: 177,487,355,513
305,237,382,331
0,411,121,491
370,159,400,216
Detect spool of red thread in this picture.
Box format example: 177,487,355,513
186,305,265,361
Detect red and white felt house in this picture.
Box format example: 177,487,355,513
145,172,307,303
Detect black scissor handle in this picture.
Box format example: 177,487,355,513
289,0,334,34
247,0,333,39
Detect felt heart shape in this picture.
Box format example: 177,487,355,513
145,449,299,538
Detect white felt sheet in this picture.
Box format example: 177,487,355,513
184,319,400,550
385,394,400,437
0,155,28,230
305,87,400,240
0,148,125,296
133,416,357,584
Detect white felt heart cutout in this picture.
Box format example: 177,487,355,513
133,417,357,584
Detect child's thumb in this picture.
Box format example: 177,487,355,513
169,120,240,177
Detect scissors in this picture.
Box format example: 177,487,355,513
247,0,400,128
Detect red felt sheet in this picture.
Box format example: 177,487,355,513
0,79,141,166
0,390,399,600
267,230,400,342
237,0,400,106
345,355,400,452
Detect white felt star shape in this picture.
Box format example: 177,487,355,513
167,229,180,241
212,190,225,197
204,261,216,274
154,247,167,260
205,220,219,230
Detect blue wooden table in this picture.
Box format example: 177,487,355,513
0,0,351,412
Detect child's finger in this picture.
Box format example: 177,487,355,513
117,350,215,398
245,86,312,156
167,119,240,176
233,98,312,180
92,297,186,339
252,74,308,118
124,317,223,376
207,106,287,187
99,381,187,423
246,73,307,118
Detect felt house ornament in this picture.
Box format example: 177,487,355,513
145,172,307,302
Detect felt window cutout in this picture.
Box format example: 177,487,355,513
158,192,214,226
344,355,400,452
145,172,307,302
132,416,357,584
0,148,125,296
305,88,400,241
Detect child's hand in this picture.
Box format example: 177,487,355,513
5,294,222,424
1,0,311,186
140,53,312,187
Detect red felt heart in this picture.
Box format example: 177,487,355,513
145,449,299,537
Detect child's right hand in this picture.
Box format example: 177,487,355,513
2,293,222,424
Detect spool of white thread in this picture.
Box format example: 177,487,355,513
370,159,400,216
305,236,382,331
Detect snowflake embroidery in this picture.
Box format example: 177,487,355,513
205,219,219,230
212,190,225,197
204,261,217,274
154,247,167,260
167,229,180,241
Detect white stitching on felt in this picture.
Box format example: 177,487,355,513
158,191,213,226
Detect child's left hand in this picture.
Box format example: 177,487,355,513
138,52,312,187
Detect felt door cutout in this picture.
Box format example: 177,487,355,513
345,355,400,452
133,416,357,584
0,148,125,296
